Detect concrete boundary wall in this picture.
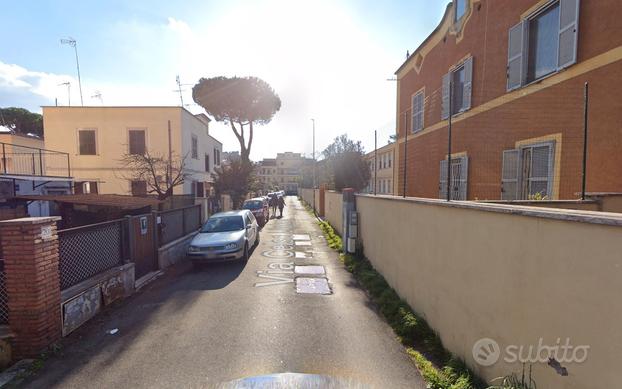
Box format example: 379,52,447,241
355,194,622,388
324,191,343,235
299,189,315,211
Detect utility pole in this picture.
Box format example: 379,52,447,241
581,82,589,200
311,118,316,214
447,79,453,202
60,37,83,106
374,130,377,195
402,111,408,198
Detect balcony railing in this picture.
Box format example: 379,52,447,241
0,142,71,178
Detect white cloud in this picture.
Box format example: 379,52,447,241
0,62,77,109
1,0,399,158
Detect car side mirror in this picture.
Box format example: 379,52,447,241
246,224,252,229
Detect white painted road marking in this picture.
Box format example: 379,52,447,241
295,265,325,275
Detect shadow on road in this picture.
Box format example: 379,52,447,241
19,258,249,388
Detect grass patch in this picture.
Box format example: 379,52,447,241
315,226,486,389
318,221,342,252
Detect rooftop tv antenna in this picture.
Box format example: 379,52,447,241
91,90,103,104
58,82,71,106
60,37,84,106
174,75,195,107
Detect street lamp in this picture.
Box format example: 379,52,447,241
60,37,84,106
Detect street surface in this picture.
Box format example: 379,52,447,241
21,197,425,388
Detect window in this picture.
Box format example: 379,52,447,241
454,0,467,21
213,148,221,165
205,154,210,172
128,129,146,155
412,90,424,133
78,129,96,155
388,154,392,168
74,181,98,194
502,142,555,200
191,135,198,159
441,57,473,119
527,4,560,82
507,0,580,90
439,156,469,200
131,180,147,196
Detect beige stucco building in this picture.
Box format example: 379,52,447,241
257,152,313,194
363,142,396,195
42,106,222,197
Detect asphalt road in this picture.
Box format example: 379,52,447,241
21,197,425,388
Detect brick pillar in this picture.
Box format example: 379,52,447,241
0,217,62,358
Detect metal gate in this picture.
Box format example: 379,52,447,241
129,214,158,279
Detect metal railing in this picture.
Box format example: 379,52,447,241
58,219,126,290
0,142,71,178
158,204,201,246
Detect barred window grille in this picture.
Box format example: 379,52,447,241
58,220,125,290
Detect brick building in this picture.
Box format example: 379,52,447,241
395,0,622,200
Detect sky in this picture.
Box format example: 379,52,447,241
0,0,448,160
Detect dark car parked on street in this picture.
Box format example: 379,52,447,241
241,197,270,226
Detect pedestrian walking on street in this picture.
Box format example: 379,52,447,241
269,194,278,218
278,196,285,218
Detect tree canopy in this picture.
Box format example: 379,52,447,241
192,76,281,164
321,134,370,192
0,107,43,137
212,158,259,209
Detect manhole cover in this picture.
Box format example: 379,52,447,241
295,241,312,246
295,265,325,275
296,277,331,294
292,234,311,241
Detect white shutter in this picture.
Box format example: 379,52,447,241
463,57,473,111
501,149,520,200
507,21,526,91
458,156,468,200
558,0,580,69
441,72,450,120
439,159,448,199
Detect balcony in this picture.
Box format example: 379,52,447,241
0,142,71,180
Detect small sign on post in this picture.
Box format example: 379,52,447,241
140,216,148,235
41,225,52,239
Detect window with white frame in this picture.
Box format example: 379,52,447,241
502,141,555,200
411,90,424,133
507,0,580,91
441,57,473,119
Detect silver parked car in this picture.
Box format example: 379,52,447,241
187,210,259,265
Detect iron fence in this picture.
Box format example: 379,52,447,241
159,204,202,246
58,219,126,290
